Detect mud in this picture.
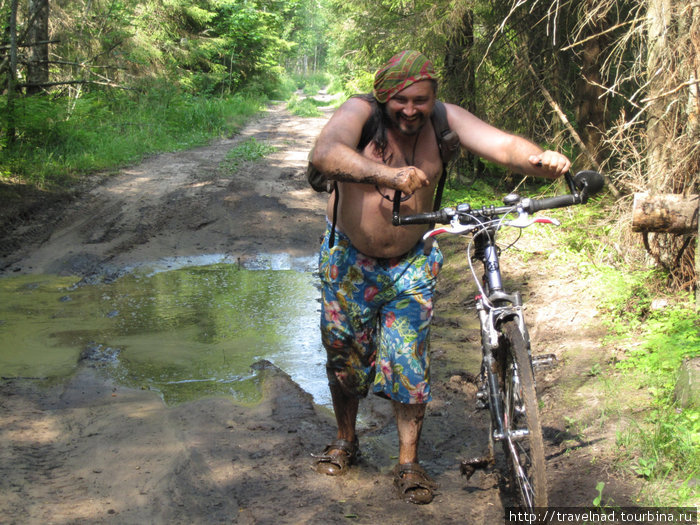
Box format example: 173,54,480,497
0,101,641,524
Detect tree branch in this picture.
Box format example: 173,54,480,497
0,39,60,50
640,79,700,103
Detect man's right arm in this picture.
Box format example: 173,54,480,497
311,98,430,194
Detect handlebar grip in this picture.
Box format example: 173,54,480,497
392,210,448,226
526,194,577,213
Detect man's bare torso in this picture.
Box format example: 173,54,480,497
325,110,443,258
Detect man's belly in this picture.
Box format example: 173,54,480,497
327,183,432,258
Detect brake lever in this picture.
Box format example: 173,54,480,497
423,217,473,239
505,213,561,228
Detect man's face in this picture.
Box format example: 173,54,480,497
385,80,436,136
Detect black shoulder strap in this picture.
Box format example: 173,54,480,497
431,101,460,165
430,101,460,212
329,181,339,248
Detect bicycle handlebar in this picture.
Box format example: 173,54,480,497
392,170,604,226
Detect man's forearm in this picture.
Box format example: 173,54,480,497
504,135,567,179
312,143,394,186
504,136,544,174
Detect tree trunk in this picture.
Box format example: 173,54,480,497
442,8,481,180
575,0,608,168
645,0,673,183
5,0,19,144
632,193,699,234
26,0,50,95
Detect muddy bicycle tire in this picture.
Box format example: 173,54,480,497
500,319,547,509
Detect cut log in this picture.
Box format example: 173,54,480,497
632,193,699,234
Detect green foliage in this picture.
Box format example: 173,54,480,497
0,85,266,187
286,94,323,117
596,268,659,333
592,481,606,508
221,137,276,172
440,172,551,209
609,299,700,495
441,178,501,208
616,307,699,376
293,72,331,95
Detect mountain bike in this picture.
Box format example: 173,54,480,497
392,170,605,510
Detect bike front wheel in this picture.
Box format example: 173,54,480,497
500,319,548,509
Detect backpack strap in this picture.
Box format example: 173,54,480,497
329,181,339,248
431,101,461,166
430,101,460,212
421,101,461,254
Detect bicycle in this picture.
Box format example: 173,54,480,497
392,170,605,510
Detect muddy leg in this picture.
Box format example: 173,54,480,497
330,381,359,443
393,401,425,464
315,381,360,476
392,401,436,504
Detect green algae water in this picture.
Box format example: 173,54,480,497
0,258,328,406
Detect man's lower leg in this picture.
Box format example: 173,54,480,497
314,381,360,476
392,401,436,504
330,381,359,442
393,401,426,463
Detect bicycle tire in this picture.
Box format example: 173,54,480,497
500,319,548,509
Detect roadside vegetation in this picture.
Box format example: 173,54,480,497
1,88,270,187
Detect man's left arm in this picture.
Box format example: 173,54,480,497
444,103,570,179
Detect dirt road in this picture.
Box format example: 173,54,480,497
0,102,639,524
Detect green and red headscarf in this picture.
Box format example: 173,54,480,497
372,50,436,103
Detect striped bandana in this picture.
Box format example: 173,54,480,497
373,50,436,103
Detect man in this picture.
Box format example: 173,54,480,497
310,50,570,505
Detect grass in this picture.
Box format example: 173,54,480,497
576,263,700,506
220,137,276,173
0,70,347,191
610,298,699,504
286,94,325,117
0,85,267,189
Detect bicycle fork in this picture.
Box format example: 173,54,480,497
477,296,523,441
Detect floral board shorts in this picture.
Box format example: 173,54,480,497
318,222,443,404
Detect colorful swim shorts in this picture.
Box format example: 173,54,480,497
318,222,443,404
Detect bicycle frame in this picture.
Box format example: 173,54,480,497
471,224,530,444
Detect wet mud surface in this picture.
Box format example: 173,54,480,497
0,102,641,524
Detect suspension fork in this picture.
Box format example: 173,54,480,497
473,232,529,441
474,229,504,294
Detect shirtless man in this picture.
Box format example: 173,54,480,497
311,50,570,504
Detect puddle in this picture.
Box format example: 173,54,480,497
0,254,329,406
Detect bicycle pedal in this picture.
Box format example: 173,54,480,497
532,353,557,370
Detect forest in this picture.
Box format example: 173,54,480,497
2,0,697,286
1,0,698,507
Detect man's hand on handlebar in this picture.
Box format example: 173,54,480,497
528,150,571,178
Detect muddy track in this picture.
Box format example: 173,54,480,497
0,102,640,524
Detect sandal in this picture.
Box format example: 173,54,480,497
312,437,360,476
393,462,438,505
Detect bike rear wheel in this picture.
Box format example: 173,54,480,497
500,319,547,509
